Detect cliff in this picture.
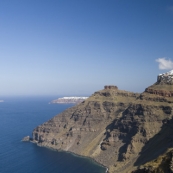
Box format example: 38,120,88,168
31,71,173,173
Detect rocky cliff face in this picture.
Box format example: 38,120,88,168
132,148,173,173
31,74,173,173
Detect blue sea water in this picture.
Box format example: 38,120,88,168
0,97,106,173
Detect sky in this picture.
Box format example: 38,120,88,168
0,0,173,96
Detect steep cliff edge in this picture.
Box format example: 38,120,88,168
31,71,173,173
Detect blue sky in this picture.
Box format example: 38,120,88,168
0,0,173,96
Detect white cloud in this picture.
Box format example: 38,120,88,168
156,57,173,70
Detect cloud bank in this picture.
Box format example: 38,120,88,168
156,58,173,70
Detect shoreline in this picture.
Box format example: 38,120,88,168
30,140,109,173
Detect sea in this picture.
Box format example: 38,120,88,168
0,96,106,173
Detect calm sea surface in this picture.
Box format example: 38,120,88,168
0,97,106,173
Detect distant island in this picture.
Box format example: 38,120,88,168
50,97,88,104
0,100,4,102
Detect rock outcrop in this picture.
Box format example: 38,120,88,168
104,85,118,90
30,72,173,173
157,70,173,85
22,136,31,141
145,88,173,97
144,70,173,98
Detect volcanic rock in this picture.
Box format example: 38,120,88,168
31,73,173,173
22,136,31,142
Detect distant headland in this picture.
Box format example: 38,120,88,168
50,97,88,104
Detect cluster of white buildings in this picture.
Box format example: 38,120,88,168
62,97,88,100
159,70,173,77
158,70,173,83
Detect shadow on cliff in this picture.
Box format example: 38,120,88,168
103,106,139,161
134,117,173,167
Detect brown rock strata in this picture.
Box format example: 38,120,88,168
145,88,173,97
30,75,173,173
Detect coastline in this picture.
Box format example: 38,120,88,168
30,141,109,173
50,97,88,104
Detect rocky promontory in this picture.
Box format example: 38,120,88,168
144,70,173,98
30,71,173,173
157,70,173,84
50,97,88,104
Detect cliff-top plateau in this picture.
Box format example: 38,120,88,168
30,71,173,173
